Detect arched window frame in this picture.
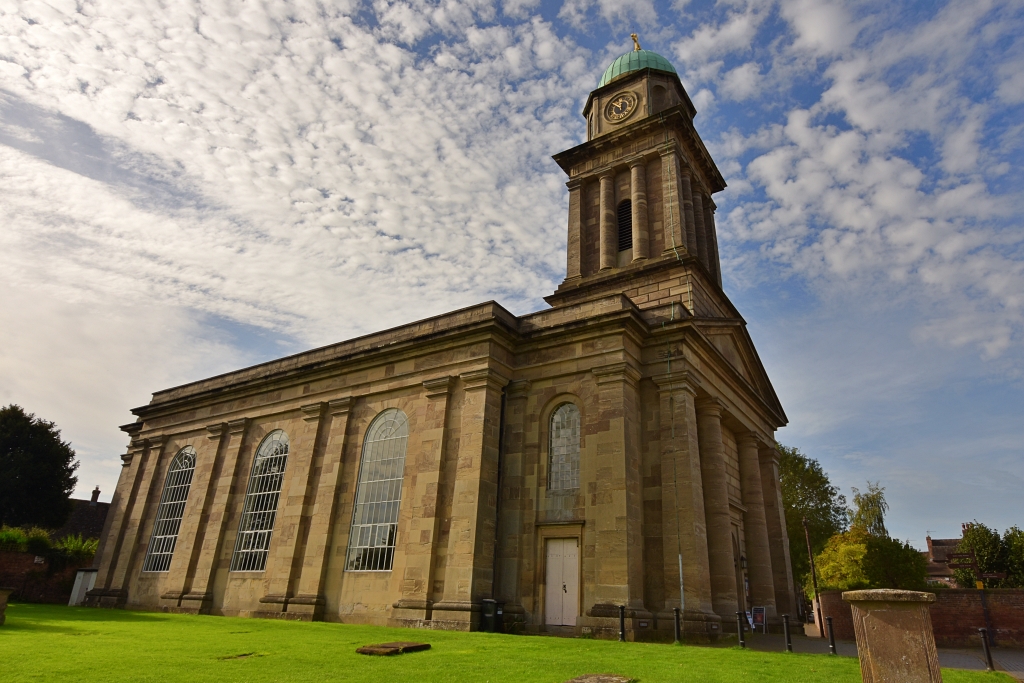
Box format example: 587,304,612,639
230,429,289,572
345,408,409,572
548,402,581,491
617,199,633,252
142,446,197,573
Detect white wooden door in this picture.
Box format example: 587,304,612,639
545,538,579,626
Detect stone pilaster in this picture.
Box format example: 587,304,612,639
86,435,148,607
629,160,649,261
599,172,616,270
180,418,249,614
259,402,328,615
159,423,228,610
105,435,168,604
566,179,582,280
737,432,777,621
759,444,797,617
704,200,722,287
586,362,646,620
679,168,697,255
391,378,453,625
290,397,354,619
432,368,508,629
652,372,718,633
660,148,685,255
695,399,739,622
692,191,709,269
494,379,531,611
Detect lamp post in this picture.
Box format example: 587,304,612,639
802,517,824,638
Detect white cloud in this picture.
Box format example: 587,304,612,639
720,61,762,100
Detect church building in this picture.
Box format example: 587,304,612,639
87,41,796,640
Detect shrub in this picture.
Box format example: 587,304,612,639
54,534,99,561
25,527,53,555
0,525,28,551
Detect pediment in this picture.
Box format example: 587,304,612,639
695,322,786,423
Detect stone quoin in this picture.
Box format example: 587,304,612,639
86,44,796,641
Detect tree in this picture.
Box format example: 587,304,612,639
849,482,888,537
953,521,1008,588
1004,527,1024,588
0,405,79,528
862,535,927,590
778,444,847,586
809,526,871,594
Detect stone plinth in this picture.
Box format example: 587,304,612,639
843,589,942,683
0,587,14,625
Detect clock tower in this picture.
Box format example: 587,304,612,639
547,39,730,321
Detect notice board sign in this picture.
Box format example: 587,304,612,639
752,606,766,633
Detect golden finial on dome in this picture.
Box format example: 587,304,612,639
631,33,642,51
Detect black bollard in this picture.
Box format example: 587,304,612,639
618,605,626,642
826,616,837,655
783,614,792,652
979,628,995,671
673,606,681,644
736,612,746,648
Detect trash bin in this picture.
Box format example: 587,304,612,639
480,599,497,632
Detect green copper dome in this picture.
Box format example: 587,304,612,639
598,49,677,88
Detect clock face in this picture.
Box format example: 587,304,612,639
605,92,638,122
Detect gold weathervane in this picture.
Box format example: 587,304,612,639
631,33,642,51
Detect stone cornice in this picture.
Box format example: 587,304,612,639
206,422,226,441
592,361,642,386
652,370,700,395
328,397,353,416
119,422,142,437
422,376,454,399
227,417,249,436
460,368,510,393
300,402,325,422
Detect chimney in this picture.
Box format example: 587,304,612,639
90,486,100,505
926,536,933,559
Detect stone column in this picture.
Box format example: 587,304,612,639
291,397,353,619
652,372,717,632
159,423,228,610
180,418,249,613
629,160,649,261
566,179,582,279
391,378,453,625
679,168,698,256
692,191,709,269
759,445,797,617
599,172,616,270
432,368,507,629
106,435,168,604
737,432,777,621
495,379,531,608
259,402,328,614
588,362,646,622
660,148,685,255
844,590,942,683
704,201,722,287
695,399,739,622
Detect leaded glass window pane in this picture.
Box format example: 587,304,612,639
345,408,408,572
142,446,197,572
230,430,289,572
549,403,580,490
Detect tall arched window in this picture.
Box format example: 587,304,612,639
142,446,197,572
549,403,581,490
346,408,409,572
617,199,633,252
230,430,289,572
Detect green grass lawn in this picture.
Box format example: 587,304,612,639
0,603,1012,682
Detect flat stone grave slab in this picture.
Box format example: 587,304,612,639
564,676,634,683
356,642,431,656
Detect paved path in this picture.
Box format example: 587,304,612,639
740,634,1024,680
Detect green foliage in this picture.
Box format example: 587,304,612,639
54,534,99,561
806,527,870,595
1004,527,1024,588
848,482,888,537
777,444,847,586
0,404,79,528
862,535,927,590
953,521,1007,588
0,524,28,550
24,526,53,555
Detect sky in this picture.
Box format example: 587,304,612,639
1,0,1022,548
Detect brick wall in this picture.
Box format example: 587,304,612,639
930,590,1024,648
0,551,89,604
819,591,856,641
